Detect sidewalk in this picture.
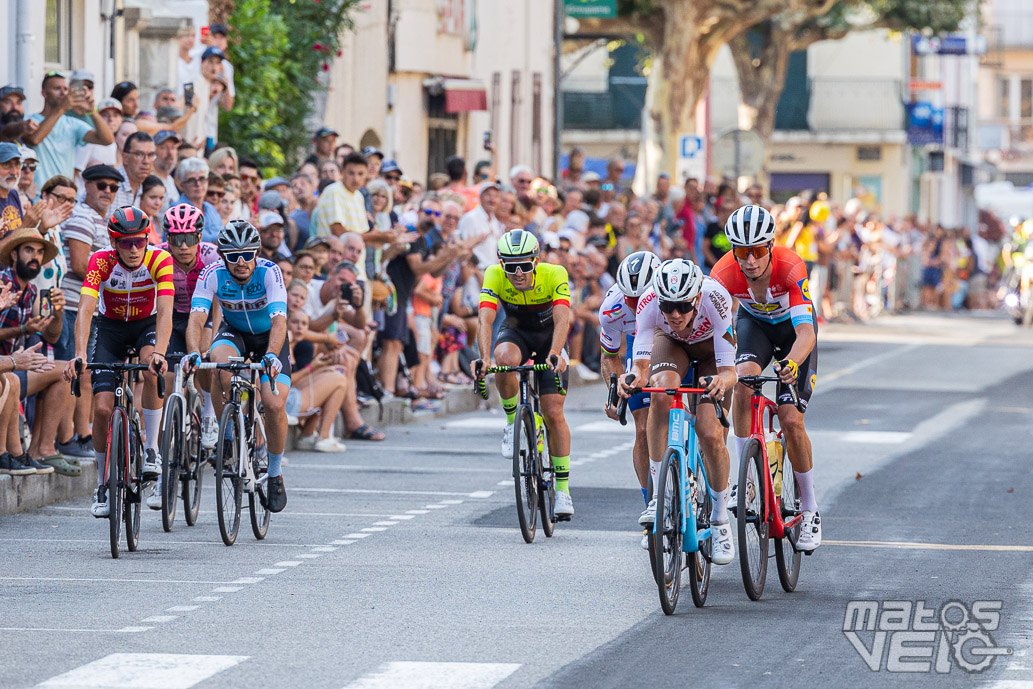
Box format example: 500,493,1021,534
0,367,601,514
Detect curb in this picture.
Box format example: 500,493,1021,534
0,367,598,515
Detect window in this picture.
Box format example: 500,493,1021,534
999,76,1010,118
44,0,73,69
1022,78,1033,119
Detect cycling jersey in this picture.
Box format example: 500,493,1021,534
632,277,735,368
157,241,219,314
80,246,175,321
479,262,570,330
598,283,636,355
190,258,287,335
709,246,814,327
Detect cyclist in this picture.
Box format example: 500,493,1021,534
710,204,821,551
471,230,574,519
63,206,174,518
144,203,221,510
598,250,660,548
184,220,291,513
619,258,737,565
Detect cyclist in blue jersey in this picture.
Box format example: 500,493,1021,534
183,220,291,513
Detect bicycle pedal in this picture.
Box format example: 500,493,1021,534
804,550,814,556
555,515,572,523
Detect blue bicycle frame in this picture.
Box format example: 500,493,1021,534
652,391,711,551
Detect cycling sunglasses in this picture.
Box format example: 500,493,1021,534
422,209,442,217
502,261,535,274
223,249,257,264
116,237,148,251
733,244,771,260
167,233,201,247
658,299,697,315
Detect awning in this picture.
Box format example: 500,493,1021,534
442,78,487,113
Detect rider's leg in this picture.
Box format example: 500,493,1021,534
778,404,816,511
260,379,290,477
696,399,731,520
139,345,163,454
207,344,238,419
91,391,115,483
732,361,763,460
646,369,680,486
492,341,523,423
540,393,570,493
631,407,649,495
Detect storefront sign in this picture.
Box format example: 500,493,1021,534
564,0,617,19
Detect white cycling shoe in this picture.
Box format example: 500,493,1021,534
143,449,161,481
797,511,822,551
201,417,219,450
554,491,574,519
711,522,735,565
146,479,162,510
638,498,656,526
640,529,649,550
90,487,109,518
501,423,514,457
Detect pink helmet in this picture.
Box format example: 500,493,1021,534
163,203,205,234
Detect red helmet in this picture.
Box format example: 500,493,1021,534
163,203,205,234
108,205,152,239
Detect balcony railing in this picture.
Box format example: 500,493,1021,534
563,76,646,131
978,119,1033,156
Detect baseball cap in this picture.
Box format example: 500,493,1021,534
153,130,181,146
361,146,383,160
0,143,22,164
479,181,501,195
258,190,285,211
70,69,96,85
0,85,25,101
381,160,401,175
264,176,289,190
314,127,338,139
257,210,284,228
97,97,122,113
81,164,125,182
582,171,601,183
209,23,229,36
397,176,413,191
201,46,226,62
18,146,37,162
305,235,332,250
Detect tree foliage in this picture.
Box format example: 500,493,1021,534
220,0,356,174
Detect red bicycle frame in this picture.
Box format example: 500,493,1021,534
748,388,802,539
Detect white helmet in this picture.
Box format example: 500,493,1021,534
724,204,776,247
653,259,704,302
615,251,660,298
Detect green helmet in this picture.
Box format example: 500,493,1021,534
496,229,540,261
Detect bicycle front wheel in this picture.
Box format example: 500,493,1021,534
249,423,271,540
538,426,555,538
737,438,769,601
653,447,682,615
687,463,712,608
774,444,802,592
215,403,242,546
124,414,142,553
182,397,204,527
160,396,183,532
512,406,538,544
106,412,126,559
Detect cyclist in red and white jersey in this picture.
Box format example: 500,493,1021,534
710,204,821,551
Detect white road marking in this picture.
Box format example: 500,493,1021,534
389,515,415,520
192,596,220,602
211,586,242,593
340,661,521,689
0,577,226,584
1,627,150,634
296,553,323,559
311,546,337,552
818,343,920,385
141,616,177,623
496,480,510,486
983,682,1033,688
439,500,464,505
331,540,357,545
343,533,371,539
37,652,247,688
825,540,1033,552
231,577,264,585
362,527,387,532
443,418,506,430
469,491,494,498
840,431,912,444
406,510,430,515
274,561,303,567
254,569,285,575
117,627,152,633
424,505,447,509
374,521,399,525
573,420,634,434
288,464,505,474
166,606,200,612
293,488,487,497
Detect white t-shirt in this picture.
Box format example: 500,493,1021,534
456,206,503,269
303,278,333,321
632,278,735,368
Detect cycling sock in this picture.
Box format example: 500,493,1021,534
142,408,162,452
794,468,818,512
649,459,662,486
641,487,648,504
501,394,519,424
733,434,749,460
552,455,570,493
268,452,283,478
201,390,215,418
710,486,730,523
95,450,106,486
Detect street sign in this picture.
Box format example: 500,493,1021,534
564,0,617,19
712,129,764,179
909,80,942,91
676,133,706,183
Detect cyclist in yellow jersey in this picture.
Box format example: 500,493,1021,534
472,230,575,518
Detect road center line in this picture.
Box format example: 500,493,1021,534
0,576,229,584
824,539,1033,552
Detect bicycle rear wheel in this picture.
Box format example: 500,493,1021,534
774,445,802,592
160,396,183,532
538,427,555,538
737,438,769,601
106,412,125,559
215,403,242,546
653,447,682,615
646,473,657,583
124,415,142,553
512,406,538,544
249,423,271,540
182,398,204,526
687,463,712,608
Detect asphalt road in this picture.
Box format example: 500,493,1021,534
1,313,1031,689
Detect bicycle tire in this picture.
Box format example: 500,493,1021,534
512,406,538,543
160,396,183,532
687,461,712,608
646,473,657,583
653,447,682,615
249,422,271,540
538,432,555,538
774,445,802,592
107,411,125,560
182,397,204,527
124,413,142,553
215,403,242,546
737,438,768,601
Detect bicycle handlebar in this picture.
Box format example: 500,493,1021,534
198,361,280,396
737,373,804,412
474,362,566,399
71,358,164,399
617,374,730,428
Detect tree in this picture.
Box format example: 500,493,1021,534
729,0,972,184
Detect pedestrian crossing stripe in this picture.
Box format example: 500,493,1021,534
37,653,247,688
341,662,521,689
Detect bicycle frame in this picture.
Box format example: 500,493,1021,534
747,382,802,540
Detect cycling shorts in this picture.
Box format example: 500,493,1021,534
735,311,818,411
211,323,292,388
168,312,214,357
89,315,157,395
495,326,569,396
647,330,731,409
623,334,649,413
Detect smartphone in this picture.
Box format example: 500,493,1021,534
482,131,492,151
183,82,195,107
39,289,53,319
201,25,211,39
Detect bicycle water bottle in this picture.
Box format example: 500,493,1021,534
534,412,545,453
765,432,783,496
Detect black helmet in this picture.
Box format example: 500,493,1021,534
108,205,152,239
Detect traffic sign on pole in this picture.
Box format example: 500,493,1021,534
676,133,706,183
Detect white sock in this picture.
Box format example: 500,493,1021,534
710,486,730,523
142,408,162,453
95,450,106,486
649,460,662,491
733,434,749,460
201,390,215,418
794,468,818,513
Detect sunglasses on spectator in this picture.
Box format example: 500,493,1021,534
601,183,615,191
168,233,201,247
658,299,696,315
21,162,36,172
126,151,157,161
514,178,532,185
182,176,207,186
444,214,461,221
223,249,257,264
422,209,442,217
92,182,119,192
116,237,148,251
240,174,259,183
502,260,535,274
732,244,771,260
383,174,400,182
46,192,75,204
206,190,225,199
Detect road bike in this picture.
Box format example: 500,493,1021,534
619,368,729,614
198,359,276,546
71,352,164,559
159,356,207,532
477,360,566,544
733,374,806,601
